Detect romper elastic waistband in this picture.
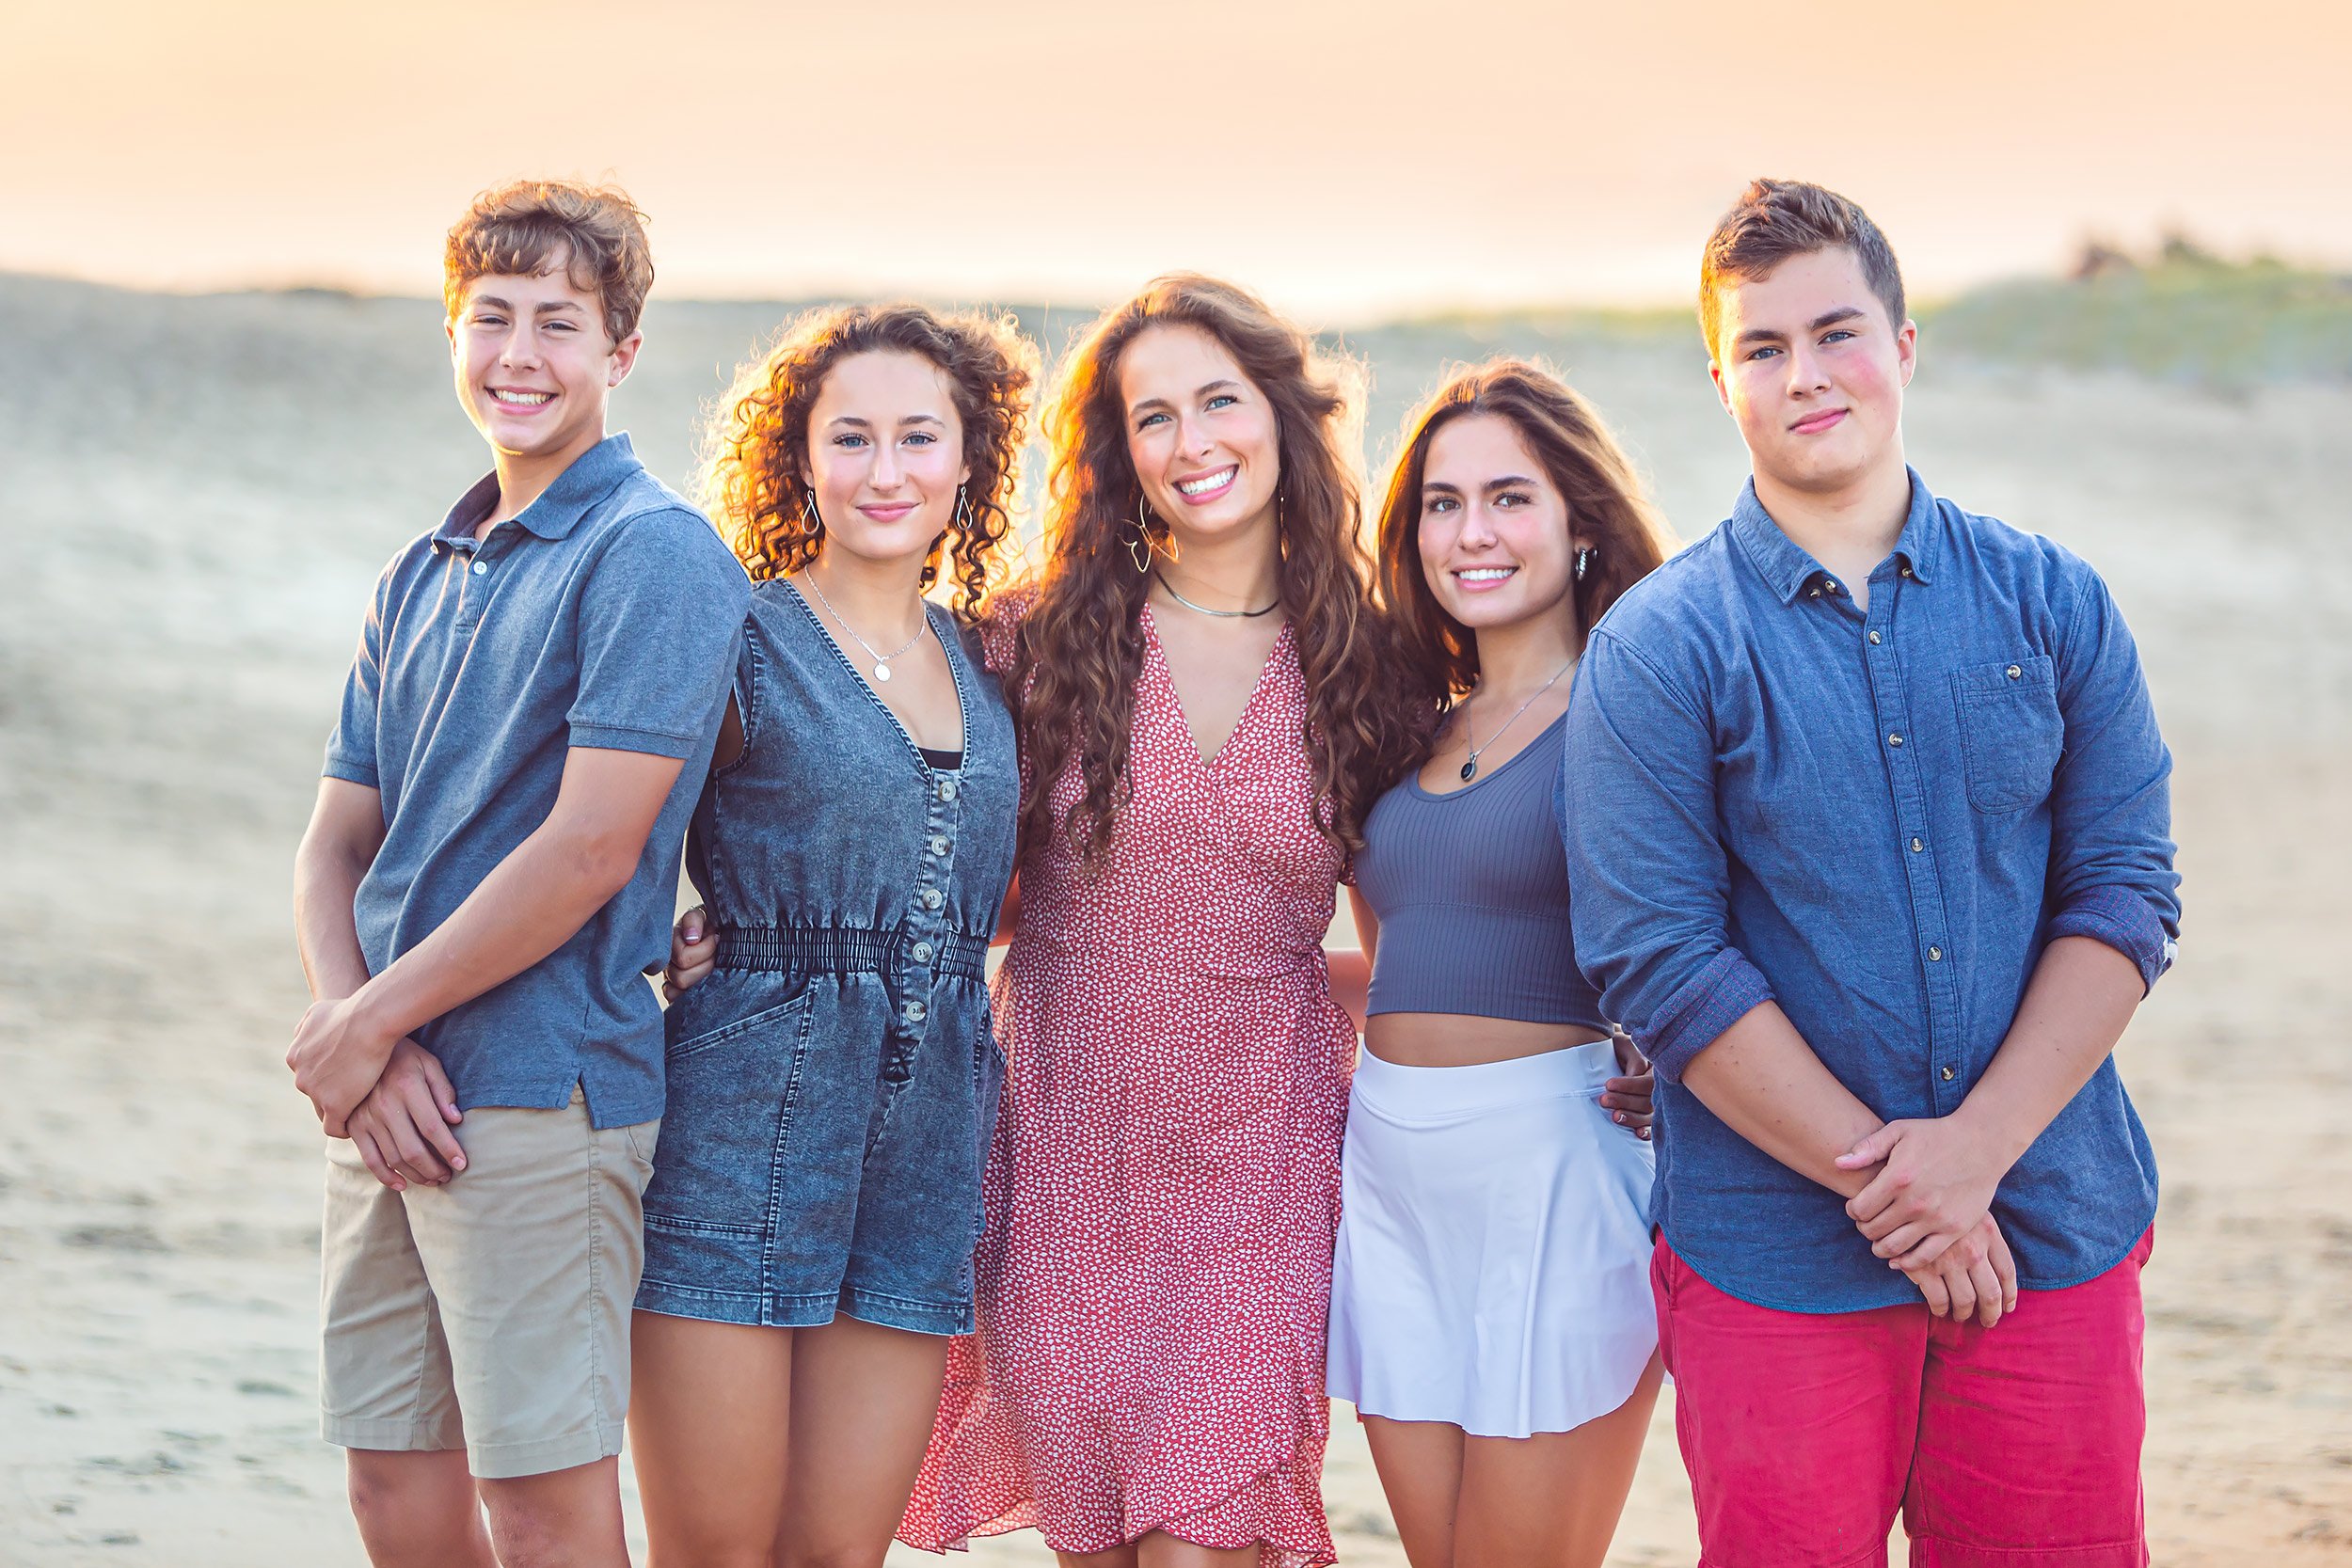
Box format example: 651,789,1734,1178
710,923,991,981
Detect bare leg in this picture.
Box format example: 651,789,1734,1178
1057,1547,1140,1568
1453,1354,1665,1568
630,1310,796,1567
474,1455,630,1568
345,1449,496,1568
1136,1533,1260,1567
772,1313,952,1568
1361,1415,1468,1568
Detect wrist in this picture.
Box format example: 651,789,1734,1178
1948,1095,2031,1174
344,978,409,1058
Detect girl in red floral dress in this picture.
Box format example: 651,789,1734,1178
898,276,1427,1567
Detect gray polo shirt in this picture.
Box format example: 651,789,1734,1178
324,433,749,1129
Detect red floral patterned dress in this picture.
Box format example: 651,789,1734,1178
899,601,1350,1567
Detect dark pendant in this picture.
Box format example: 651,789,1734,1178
1459,759,1478,782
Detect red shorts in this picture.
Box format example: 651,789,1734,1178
1652,1228,2153,1568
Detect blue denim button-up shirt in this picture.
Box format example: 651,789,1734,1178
1561,469,2178,1311
323,434,750,1129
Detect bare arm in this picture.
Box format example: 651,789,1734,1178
1323,886,1378,1033
1679,999,1886,1200
293,778,386,1004
1838,937,2143,1264
288,746,684,1132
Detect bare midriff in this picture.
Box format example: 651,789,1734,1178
1362,1011,1609,1069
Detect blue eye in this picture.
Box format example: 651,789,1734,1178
835,434,868,450
1206,393,1238,410
1820,329,1856,344
1747,345,1781,362
1136,411,1170,431
905,431,936,447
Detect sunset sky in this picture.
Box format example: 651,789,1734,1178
4,0,2342,318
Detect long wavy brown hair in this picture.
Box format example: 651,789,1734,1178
1375,359,1675,726
1009,274,1424,864
701,303,1037,613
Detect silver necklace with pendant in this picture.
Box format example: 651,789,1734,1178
801,570,930,683
1457,656,1577,782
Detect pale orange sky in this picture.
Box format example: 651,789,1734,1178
3,0,2343,317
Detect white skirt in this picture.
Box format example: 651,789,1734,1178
1327,1040,1659,1439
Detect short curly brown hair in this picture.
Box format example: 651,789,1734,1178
443,179,655,346
701,304,1038,615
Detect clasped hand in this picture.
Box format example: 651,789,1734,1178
1839,1114,2019,1326
289,997,467,1191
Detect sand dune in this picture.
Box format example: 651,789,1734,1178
2,276,2346,1564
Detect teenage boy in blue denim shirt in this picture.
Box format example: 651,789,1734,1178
288,180,747,1568
1563,180,2179,1566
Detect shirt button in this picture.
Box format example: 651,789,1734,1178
910,941,933,963
1941,1065,1956,1082
1901,565,1915,578
937,779,958,801
1824,579,1841,595
1910,837,1924,852
903,1000,928,1023
1887,734,1904,747
1928,945,1944,961
930,834,950,857
2007,664,2023,679
470,560,488,576
1868,630,1883,645
921,888,945,911
1807,587,1820,598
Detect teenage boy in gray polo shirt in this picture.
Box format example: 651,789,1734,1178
288,180,747,1568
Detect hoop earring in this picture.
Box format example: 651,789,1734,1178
1574,545,1595,583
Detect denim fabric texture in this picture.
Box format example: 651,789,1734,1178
1561,469,2180,1311
638,579,1019,1335
322,434,749,1129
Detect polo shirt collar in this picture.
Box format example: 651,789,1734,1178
1727,465,1939,606
431,432,643,551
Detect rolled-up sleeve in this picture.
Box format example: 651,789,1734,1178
2041,566,2181,991
567,510,752,758
1561,629,1773,1083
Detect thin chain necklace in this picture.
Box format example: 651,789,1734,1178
799,568,930,683
1457,656,1577,782
1153,569,1279,619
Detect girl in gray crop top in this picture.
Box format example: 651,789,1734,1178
1327,359,1676,1554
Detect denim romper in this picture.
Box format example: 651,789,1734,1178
636,578,1018,1335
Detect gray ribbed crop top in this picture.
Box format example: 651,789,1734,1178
1352,712,1607,1027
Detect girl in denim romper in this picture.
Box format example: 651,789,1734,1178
639,584,1018,1332
629,303,1032,1565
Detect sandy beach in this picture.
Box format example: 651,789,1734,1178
2,276,2347,1564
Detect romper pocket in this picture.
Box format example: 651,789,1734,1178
1950,655,2063,814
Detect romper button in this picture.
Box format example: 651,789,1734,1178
1887,734,1904,747
1941,1065,1956,1082
930,834,950,857
911,941,933,963
2007,664,2023,679
1868,630,1883,645
938,779,958,801
470,560,487,576
904,1000,928,1023
922,888,944,911
1928,945,1943,961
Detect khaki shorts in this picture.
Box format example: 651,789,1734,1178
319,1085,658,1480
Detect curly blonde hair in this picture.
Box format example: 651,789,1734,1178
701,304,1037,614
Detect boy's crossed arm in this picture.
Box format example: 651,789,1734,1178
288,747,684,1180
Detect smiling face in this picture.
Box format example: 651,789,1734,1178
1417,413,1581,636
1117,324,1282,548
447,259,638,465
1709,245,1915,499
803,349,970,573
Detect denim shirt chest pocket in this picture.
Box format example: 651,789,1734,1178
1950,654,2062,814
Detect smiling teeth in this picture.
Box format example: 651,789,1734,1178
1457,567,1517,581
493,389,553,405
1177,467,1235,495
